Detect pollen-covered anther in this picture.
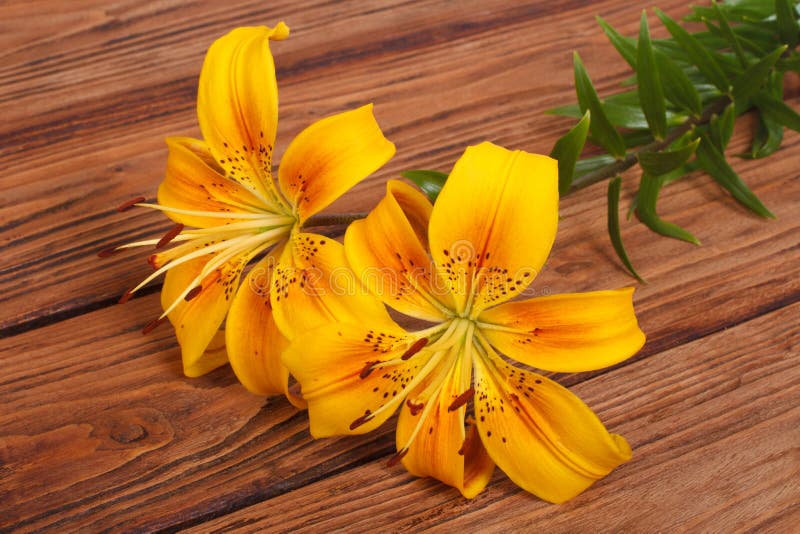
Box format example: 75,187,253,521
349,410,373,430
97,246,121,258
118,289,134,304
184,285,203,301
448,387,475,412
386,448,409,467
156,223,185,249
359,360,378,379
400,337,428,360
142,317,167,334
116,196,146,212
406,398,424,416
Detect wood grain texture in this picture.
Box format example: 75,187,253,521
1,0,798,531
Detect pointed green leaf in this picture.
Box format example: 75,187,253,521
731,46,787,103
776,0,800,47
752,92,800,132
656,8,730,92
712,3,749,68
607,177,645,282
709,103,736,151
401,170,448,202
597,16,637,68
573,52,627,159
637,11,668,139
695,133,776,218
638,138,700,176
746,111,784,158
655,50,703,115
551,111,591,196
637,173,701,245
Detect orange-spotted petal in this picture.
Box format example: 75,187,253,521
270,232,394,340
396,347,494,498
282,322,427,437
158,137,271,227
161,251,248,377
278,104,395,223
225,245,305,408
345,180,455,322
428,142,558,316
473,348,631,503
197,24,290,209
478,288,645,373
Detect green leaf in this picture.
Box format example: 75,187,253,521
551,111,591,196
709,103,736,150
401,170,448,202
637,173,701,245
752,92,800,132
597,16,637,68
712,3,749,68
656,8,731,92
776,0,800,47
573,52,627,159
655,49,703,115
607,177,645,282
731,45,787,102
637,11,668,139
638,138,700,175
574,154,617,178
695,133,776,218
747,110,784,158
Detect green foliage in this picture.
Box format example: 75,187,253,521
550,111,591,195
401,170,448,202
573,52,627,159
559,4,794,278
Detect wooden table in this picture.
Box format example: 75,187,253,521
2,1,798,531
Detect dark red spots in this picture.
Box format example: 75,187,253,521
349,410,373,430
535,379,542,384
386,448,409,467
406,399,424,416
401,337,428,360
156,223,184,249
116,196,145,212
142,317,166,334
448,387,475,412
97,246,120,258
359,361,378,379
185,285,203,301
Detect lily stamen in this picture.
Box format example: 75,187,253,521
156,224,185,249
117,196,146,212
447,387,475,412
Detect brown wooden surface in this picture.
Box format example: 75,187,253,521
1,1,798,532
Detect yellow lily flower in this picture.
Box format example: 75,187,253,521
114,23,395,393
283,142,646,502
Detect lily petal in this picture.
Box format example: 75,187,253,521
157,137,270,227
161,252,247,377
428,142,558,316
271,232,394,340
282,323,424,437
225,245,305,407
478,288,645,373
473,348,631,503
278,104,396,223
396,348,494,498
197,24,290,208
345,180,455,322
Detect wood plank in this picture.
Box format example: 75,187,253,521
188,302,800,533
0,0,698,332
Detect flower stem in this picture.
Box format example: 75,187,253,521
302,212,368,228
569,96,731,192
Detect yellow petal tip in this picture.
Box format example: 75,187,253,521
270,21,290,41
